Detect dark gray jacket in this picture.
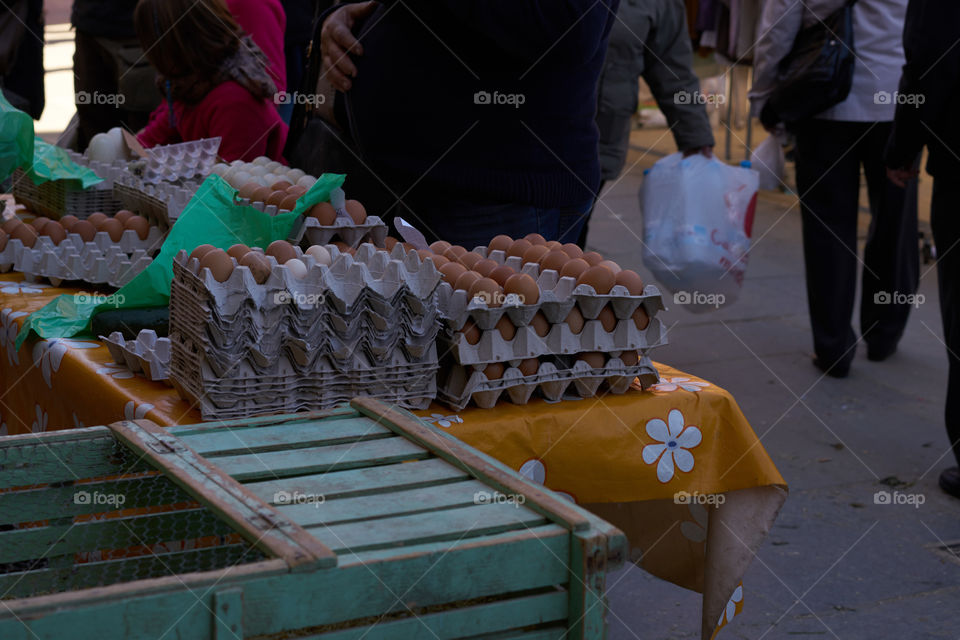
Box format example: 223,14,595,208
596,0,714,180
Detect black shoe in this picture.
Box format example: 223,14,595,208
867,343,898,362
813,356,850,378
939,467,960,499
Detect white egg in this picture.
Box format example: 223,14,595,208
252,156,271,166
232,171,252,186
285,258,307,279
210,164,228,177
222,167,237,181
229,159,244,167
264,161,282,173
249,166,267,177
286,168,305,182
263,173,281,186
297,175,316,189
305,245,331,266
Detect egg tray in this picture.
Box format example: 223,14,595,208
437,355,660,411
11,167,125,220
16,240,152,288
0,238,26,272
291,215,390,250
113,176,200,229
101,330,171,382
130,137,221,184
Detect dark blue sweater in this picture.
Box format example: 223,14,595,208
345,1,619,209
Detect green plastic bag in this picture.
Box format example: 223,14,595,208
25,138,103,188
16,172,345,348
0,93,34,182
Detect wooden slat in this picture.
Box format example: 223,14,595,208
275,479,490,528
481,628,569,640
212,587,243,640
243,458,469,504
213,436,429,482
178,416,393,457
166,406,358,437
307,502,550,554
107,420,336,570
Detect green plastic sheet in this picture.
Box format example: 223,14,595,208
16,172,345,348
25,138,103,188
0,93,34,182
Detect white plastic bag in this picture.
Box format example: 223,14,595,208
641,152,758,313
750,133,785,191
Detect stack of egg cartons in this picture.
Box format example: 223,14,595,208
168,244,442,420
140,138,221,184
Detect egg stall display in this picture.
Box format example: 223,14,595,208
417,234,667,410
167,241,443,420
10,147,126,220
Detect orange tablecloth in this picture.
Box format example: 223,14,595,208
0,272,786,639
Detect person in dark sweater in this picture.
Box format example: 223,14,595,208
319,1,618,248
884,0,960,500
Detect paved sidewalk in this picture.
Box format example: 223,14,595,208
589,123,960,639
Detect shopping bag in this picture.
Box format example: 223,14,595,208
641,152,758,313
750,134,786,191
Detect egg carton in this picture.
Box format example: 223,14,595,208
101,330,171,382
437,355,660,411
130,138,221,184
0,237,26,272
16,236,152,288
113,176,200,229
11,164,125,220
291,215,389,249
12,224,164,265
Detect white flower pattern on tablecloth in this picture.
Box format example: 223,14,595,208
1,308,28,365
651,377,710,393
124,401,155,421
518,459,576,503
642,409,702,483
32,339,100,388
424,413,463,428
0,282,50,295
717,584,743,627
31,405,48,433
681,503,709,543
96,362,135,380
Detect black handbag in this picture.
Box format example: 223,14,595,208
761,0,858,128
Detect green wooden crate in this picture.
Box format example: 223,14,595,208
0,399,627,639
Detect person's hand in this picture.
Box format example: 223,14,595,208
320,1,378,92
683,146,714,158
886,166,918,188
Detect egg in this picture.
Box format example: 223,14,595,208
285,258,308,279
443,245,468,261
1,218,22,233
578,352,607,369
60,215,79,231
416,248,434,262
469,277,502,307
71,220,97,242
114,210,135,224
565,306,585,334
524,233,547,245
40,221,67,245
231,171,253,187
266,240,298,264
454,270,482,292
531,311,550,337
251,186,273,203
0,229,7,251
561,243,583,259
345,200,367,224
440,262,467,285
87,212,108,227
582,251,604,266
305,244,332,266
458,252,482,270
100,218,125,242
278,195,300,212
199,249,234,282
577,266,615,294
285,185,308,198
597,305,617,331
286,168,306,182
266,190,287,208
427,254,450,268
559,258,590,280
615,270,645,295
518,358,540,376
462,319,481,345
544,241,562,250
226,244,250,260
507,238,532,258
430,240,451,254
495,315,516,340
488,265,515,287
252,156,270,166
189,244,217,262
539,250,568,273
482,362,505,380
264,161,282,173
599,260,622,274
383,237,399,251
238,181,261,200
11,224,36,247
262,173,280,186
309,202,338,226
522,244,550,265
487,235,513,253
240,251,272,284
473,258,498,278
270,180,293,191
620,350,639,366
124,215,151,240
297,175,317,189
633,307,650,330
504,273,539,305
30,216,51,231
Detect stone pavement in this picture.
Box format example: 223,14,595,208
588,123,960,639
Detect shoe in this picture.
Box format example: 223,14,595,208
939,467,960,499
867,343,898,362
813,356,850,378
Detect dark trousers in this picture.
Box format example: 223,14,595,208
794,120,919,368
931,177,960,467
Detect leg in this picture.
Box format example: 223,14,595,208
859,122,919,358
793,119,864,374
73,31,120,150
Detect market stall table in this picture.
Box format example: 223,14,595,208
0,272,787,639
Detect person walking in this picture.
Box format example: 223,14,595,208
884,0,960,499
750,0,919,378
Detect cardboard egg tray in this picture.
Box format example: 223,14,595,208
293,215,389,249
11,157,126,219
437,354,659,411
101,330,171,382
0,238,26,272
113,175,200,229
132,137,220,184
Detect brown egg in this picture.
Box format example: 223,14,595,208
251,186,273,203
473,258,498,278
428,254,450,268
189,244,217,262
123,215,151,240
266,240,298,264
1,217,22,233
615,269,645,295
458,252,482,270
238,181,261,200
100,218,125,242
504,273,539,305
531,311,550,337
507,238,532,259
620,350,639,366
227,243,251,260
488,265,516,287
114,209,135,224
278,194,300,212
544,240,562,250
495,315,516,340
524,233,547,245
440,262,467,285
270,180,293,191
483,362,505,380
599,260,622,274
522,244,550,265
40,221,67,245
582,251,604,266
416,248,434,262
577,266,616,294
87,212,108,227
633,307,650,330
309,202,338,226
199,249,234,282
429,240,451,254
487,234,513,253
265,190,287,208
30,216,51,231
597,305,617,331
0,229,7,251
71,219,97,242
561,243,583,259
462,319,481,345
286,185,308,197
560,258,590,280
12,223,38,248
454,270,482,292
577,352,607,369
518,358,540,376
345,199,367,224
469,277,503,307
539,250,569,273
443,245,468,260
384,237,399,251
60,215,79,231
240,251,271,284
565,306,585,334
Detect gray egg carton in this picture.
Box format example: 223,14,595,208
296,215,389,249
101,330,171,382
0,237,26,272
113,175,200,228
16,235,152,288
138,137,221,184
437,355,660,411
